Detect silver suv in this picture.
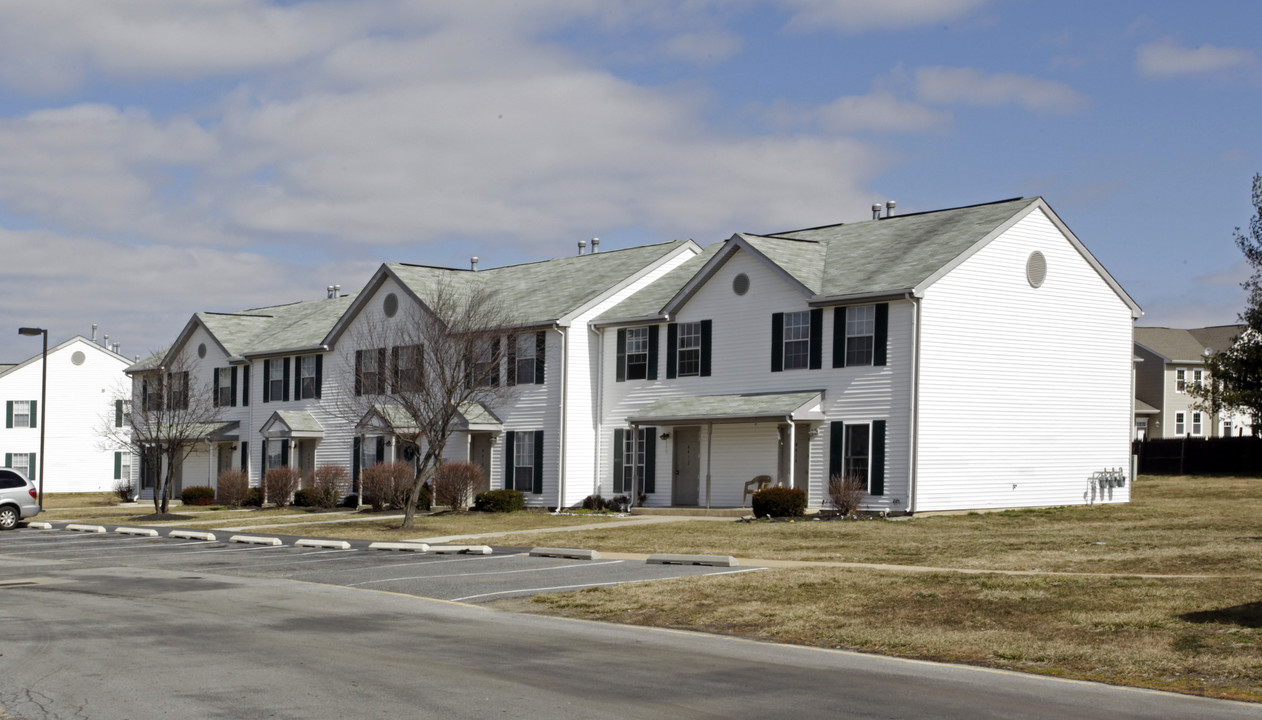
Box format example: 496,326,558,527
0,468,40,530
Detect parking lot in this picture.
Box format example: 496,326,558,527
0,524,760,603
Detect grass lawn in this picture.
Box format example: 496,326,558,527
506,475,1262,702
272,512,629,540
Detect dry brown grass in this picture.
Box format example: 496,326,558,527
272,511,628,540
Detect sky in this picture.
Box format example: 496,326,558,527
0,0,1259,362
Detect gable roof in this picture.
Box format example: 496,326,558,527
1135,325,1245,363
595,243,724,324
0,335,130,380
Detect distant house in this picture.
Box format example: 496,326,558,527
1,336,133,493
132,197,1139,512
1133,325,1253,439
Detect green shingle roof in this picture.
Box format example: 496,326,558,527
388,240,690,326
595,243,722,323
1136,325,1245,363
629,391,824,424
198,294,359,358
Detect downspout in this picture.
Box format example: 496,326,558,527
907,293,921,515
591,324,604,497
556,324,568,511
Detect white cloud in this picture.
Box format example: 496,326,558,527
662,30,744,65
816,92,950,133
780,0,990,33
914,66,1087,114
1136,38,1256,78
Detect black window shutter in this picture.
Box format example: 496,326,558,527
180,374,189,410
874,303,889,367
115,399,123,427
771,313,784,372
828,421,844,479
491,338,501,387
240,441,248,473
647,325,659,380
506,334,517,386
377,349,387,392
114,451,122,480
294,357,302,400
29,400,36,427
315,354,323,399
612,429,624,494
503,431,516,490
242,367,250,407
213,370,220,408
230,366,238,407
375,436,384,463
644,428,656,494
391,347,401,392
352,437,361,481
700,319,712,377
5,400,11,428
354,350,362,396
29,453,36,480
282,358,291,402
871,420,886,495
263,361,271,403
616,329,627,382
535,331,546,384
666,323,678,379
3,453,9,468
809,308,823,370
833,306,847,368
280,440,290,468
532,430,544,495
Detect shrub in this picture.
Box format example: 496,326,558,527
310,464,350,510
581,494,608,512
473,489,524,513
751,486,807,518
243,487,264,507
263,467,302,508
292,488,315,507
342,493,359,509
180,485,216,506
416,483,431,512
432,462,482,511
113,476,135,502
827,473,866,516
607,495,630,513
216,469,250,508
361,462,414,511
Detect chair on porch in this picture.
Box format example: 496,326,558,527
742,475,775,507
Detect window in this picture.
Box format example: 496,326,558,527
1192,412,1203,436
267,439,286,469
845,305,876,366
1193,369,1204,388
362,437,379,471
782,311,810,370
356,348,385,396
515,334,537,384
12,400,30,428
8,453,29,479
1176,369,1186,393
1224,419,1234,437
298,356,318,399
142,375,162,411
623,428,647,493
0,470,24,489
268,358,286,401
625,327,649,380
844,424,871,487
216,367,233,407
513,430,535,492
470,338,500,388
1175,412,1185,436
676,323,701,377
166,372,188,410
393,345,423,393
119,454,131,483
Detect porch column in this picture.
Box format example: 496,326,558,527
786,420,796,490
631,423,640,507
704,422,713,509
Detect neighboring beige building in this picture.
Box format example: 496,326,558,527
1133,325,1252,439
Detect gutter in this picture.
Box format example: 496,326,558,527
808,289,915,307
592,323,604,498
908,292,921,515
556,323,568,511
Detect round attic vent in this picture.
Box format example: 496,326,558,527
733,273,750,296
1026,251,1047,288
383,293,399,318
197,343,207,358
71,351,86,366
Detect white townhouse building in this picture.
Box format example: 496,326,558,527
1,336,133,493
131,197,1140,513
1133,325,1254,439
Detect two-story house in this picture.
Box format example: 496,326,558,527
1133,325,1252,439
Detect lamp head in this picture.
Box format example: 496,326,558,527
18,327,45,336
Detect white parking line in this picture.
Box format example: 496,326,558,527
329,553,519,574
348,559,625,587
126,544,290,557
0,536,161,554
205,550,360,571
3,532,147,544
51,541,224,558
449,567,764,602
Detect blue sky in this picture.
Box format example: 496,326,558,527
0,0,1258,362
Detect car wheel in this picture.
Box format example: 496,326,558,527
0,505,18,530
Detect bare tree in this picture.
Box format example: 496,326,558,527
337,279,517,529
101,353,224,515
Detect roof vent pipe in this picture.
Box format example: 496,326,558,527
91,323,98,342
886,200,896,218
871,203,882,220
113,343,121,354
103,334,109,348
470,256,479,271
326,285,335,299
591,237,599,253
578,239,586,255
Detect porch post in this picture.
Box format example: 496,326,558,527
786,420,796,490
705,422,713,509
631,423,640,507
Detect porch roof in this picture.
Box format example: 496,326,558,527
260,410,325,439
195,420,240,442
628,391,825,425
357,402,503,434
1134,399,1159,415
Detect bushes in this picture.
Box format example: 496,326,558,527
360,462,414,511
310,464,350,509
473,489,524,513
581,494,608,511
826,473,866,516
180,485,216,506
751,486,807,518
113,477,136,502
263,467,302,508
292,488,316,507
243,487,263,507
432,462,482,511
216,469,250,508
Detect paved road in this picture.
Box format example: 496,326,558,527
1,527,1258,719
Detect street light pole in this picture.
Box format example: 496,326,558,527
18,327,48,509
